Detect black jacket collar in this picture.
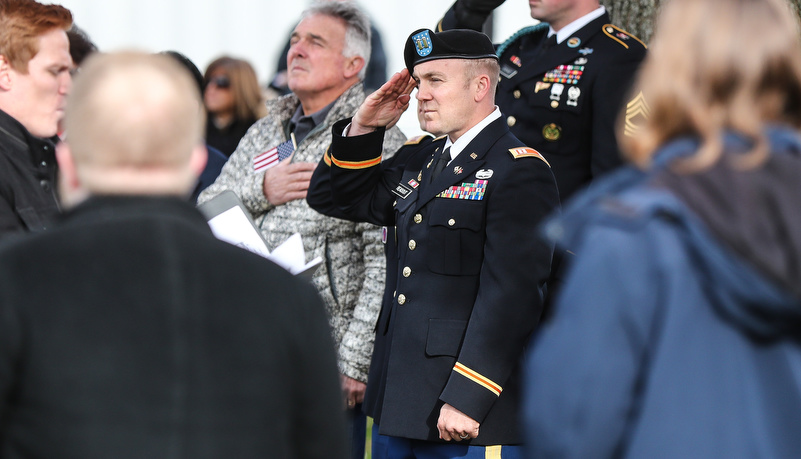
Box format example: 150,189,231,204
0,107,59,167
62,195,212,233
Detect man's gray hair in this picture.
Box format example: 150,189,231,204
301,1,371,80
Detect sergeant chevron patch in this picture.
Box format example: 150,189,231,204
624,91,650,137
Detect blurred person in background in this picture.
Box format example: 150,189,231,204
57,24,96,138
203,56,266,158
66,24,96,70
0,51,348,459
524,0,801,457
162,50,229,202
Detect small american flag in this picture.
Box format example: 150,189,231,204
253,139,295,172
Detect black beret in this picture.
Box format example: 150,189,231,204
404,28,497,73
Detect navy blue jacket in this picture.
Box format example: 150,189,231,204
439,7,646,201
319,116,559,444
525,127,801,458
192,144,227,203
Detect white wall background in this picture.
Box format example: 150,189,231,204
57,0,537,137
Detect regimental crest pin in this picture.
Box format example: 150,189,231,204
453,165,463,175
543,123,562,141
567,37,581,48
413,30,433,57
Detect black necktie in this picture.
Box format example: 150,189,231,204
431,147,451,182
543,34,557,50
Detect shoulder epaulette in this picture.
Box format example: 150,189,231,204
496,23,550,57
602,24,647,50
433,135,448,142
508,147,551,167
404,134,434,146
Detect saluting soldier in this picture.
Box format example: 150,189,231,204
311,28,559,458
439,0,647,201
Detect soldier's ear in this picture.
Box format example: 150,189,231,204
344,55,365,80
474,73,491,102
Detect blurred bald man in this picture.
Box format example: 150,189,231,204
0,52,348,459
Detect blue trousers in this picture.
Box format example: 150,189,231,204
371,422,523,459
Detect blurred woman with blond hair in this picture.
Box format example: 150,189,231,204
524,0,801,456
203,56,266,157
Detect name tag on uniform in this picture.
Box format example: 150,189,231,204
392,183,413,199
500,64,518,79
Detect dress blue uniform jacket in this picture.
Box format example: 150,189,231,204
319,116,559,444
525,127,801,458
440,9,647,201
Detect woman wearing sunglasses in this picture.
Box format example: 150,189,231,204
203,56,266,157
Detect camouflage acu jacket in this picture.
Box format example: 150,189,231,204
199,84,406,382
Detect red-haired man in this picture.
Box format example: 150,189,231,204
0,0,72,238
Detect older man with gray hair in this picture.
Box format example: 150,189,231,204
199,4,404,454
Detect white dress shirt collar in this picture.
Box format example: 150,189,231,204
548,6,606,44
443,107,502,162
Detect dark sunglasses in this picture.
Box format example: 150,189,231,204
208,76,231,89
